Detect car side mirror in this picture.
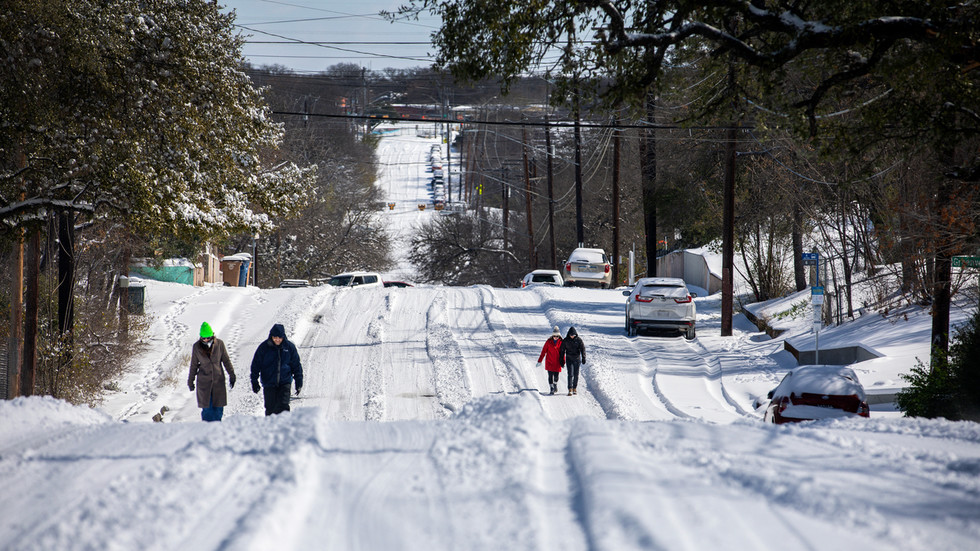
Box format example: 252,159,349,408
691,292,698,298
767,389,774,399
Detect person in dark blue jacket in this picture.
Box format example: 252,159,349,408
250,323,303,415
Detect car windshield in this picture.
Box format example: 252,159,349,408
328,276,352,286
532,274,557,282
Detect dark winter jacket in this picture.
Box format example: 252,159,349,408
250,324,304,390
537,336,564,372
188,337,235,408
559,327,586,365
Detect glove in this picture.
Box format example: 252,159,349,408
252,381,260,394
295,386,302,396
188,381,195,392
229,374,236,389
536,362,542,368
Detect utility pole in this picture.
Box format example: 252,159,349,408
545,110,557,269
642,96,658,277
573,95,584,247
721,62,738,337
612,119,621,287
522,122,535,269
502,165,509,250
445,87,452,203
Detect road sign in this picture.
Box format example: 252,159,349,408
802,252,819,266
953,256,980,268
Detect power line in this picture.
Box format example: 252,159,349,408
271,110,751,131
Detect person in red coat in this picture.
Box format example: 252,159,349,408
537,325,564,395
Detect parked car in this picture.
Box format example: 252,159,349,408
759,365,871,424
521,269,564,288
327,271,383,288
278,279,310,288
562,247,612,288
383,280,414,288
623,277,696,339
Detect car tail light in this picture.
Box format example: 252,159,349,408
859,400,870,418
777,396,790,413
635,295,654,302
604,264,610,273
674,295,692,304
565,262,571,272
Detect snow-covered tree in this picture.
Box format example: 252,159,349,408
0,0,315,237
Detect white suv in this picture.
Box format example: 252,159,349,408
327,271,383,288
623,277,697,339
521,269,564,288
562,248,612,288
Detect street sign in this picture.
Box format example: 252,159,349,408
802,252,819,266
953,256,980,268
811,285,824,306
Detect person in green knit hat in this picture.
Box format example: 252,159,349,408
187,322,236,421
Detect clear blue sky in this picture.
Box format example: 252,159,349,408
222,0,441,73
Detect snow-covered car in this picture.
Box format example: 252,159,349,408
327,271,383,288
759,365,871,424
562,247,612,288
521,269,564,288
623,277,696,339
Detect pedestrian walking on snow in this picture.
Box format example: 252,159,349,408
559,326,586,395
537,326,564,395
250,323,304,416
188,322,236,422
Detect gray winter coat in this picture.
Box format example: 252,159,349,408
188,338,236,408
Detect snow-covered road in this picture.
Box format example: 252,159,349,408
2,122,979,550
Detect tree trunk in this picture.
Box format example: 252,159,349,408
21,227,40,397
57,212,75,369
792,200,806,291
930,179,952,366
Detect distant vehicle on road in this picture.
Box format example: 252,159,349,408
521,269,564,288
758,365,871,424
623,277,696,339
562,247,612,288
327,271,383,288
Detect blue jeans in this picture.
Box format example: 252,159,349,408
566,359,580,390
201,393,224,422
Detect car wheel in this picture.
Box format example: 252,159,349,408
685,326,696,340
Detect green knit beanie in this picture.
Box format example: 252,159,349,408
200,322,214,338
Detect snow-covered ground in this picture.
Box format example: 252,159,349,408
2,122,979,550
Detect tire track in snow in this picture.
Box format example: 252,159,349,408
631,336,743,423
425,291,471,415
363,293,393,420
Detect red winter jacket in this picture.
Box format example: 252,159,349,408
537,336,564,372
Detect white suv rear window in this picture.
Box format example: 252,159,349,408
570,251,605,263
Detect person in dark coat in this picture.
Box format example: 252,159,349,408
537,325,564,395
188,322,236,422
559,326,586,395
250,323,303,415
